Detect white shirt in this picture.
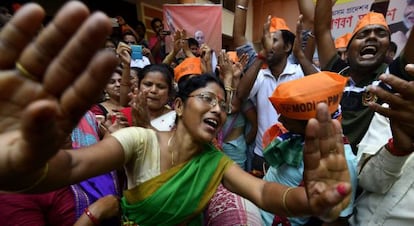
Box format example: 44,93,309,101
349,148,414,226
249,62,304,156
151,110,176,132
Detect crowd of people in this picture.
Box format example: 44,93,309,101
0,0,413,225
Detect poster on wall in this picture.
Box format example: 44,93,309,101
330,0,411,56
163,4,222,55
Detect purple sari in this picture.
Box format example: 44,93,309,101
70,111,122,219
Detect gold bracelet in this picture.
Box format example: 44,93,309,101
16,163,49,193
225,86,236,91
282,187,295,216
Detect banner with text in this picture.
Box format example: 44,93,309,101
330,0,411,55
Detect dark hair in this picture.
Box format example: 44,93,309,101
150,17,163,30
0,6,11,28
176,73,225,102
138,64,175,97
105,37,118,47
136,20,146,32
187,37,199,48
389,41,398,54
281,30,296,55
114,66,123,76
122,30,138,42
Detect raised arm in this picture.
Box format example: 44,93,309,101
233,0,249,48
297,0,316,30
0,2,122,192
235,15,271,102
162,29,183,66
314,0,338,68
117,42,132,107
292,15,319,75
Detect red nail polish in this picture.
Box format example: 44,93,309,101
336,184,347,196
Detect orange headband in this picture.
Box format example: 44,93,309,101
351,12,389,39
174,57,202,82
335,32,352,49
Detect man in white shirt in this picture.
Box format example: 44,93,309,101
236,16,304,175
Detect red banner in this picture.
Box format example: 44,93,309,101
163,4,222,55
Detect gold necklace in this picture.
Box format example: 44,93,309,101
167,132,176,166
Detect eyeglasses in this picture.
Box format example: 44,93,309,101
188,92,227,112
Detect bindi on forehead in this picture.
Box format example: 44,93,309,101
216,93,224,100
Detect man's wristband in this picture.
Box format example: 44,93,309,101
257,53,266,61
386,138,413,156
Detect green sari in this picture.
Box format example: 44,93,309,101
121,143,233,226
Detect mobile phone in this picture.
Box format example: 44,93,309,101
110,17,119,27
160,30,172,36
131,45,143,60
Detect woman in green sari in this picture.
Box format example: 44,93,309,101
0,2,351,225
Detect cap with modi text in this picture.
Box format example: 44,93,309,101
269,71,348,120
173,57,202,82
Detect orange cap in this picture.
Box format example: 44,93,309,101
173,57,202,82
227,51,239,63
335,32,352,49
269,71,347,120
269,17,291,32
352,12,389,38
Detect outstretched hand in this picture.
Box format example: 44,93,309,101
303,103,351,222
130,88,151,128
261,15,273,56
367,65,414,152
0,2,118,191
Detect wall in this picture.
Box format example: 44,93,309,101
252,0,299,43
195,0,253,41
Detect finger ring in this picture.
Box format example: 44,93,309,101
329,149,337,153
16,62,37,81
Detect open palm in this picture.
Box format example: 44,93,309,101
0,2,118,191
303,103,351,221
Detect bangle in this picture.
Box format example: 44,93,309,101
282,187,294,216
225,86,236,91
16,163,49,193
386,138,412,156
84,207,100,225
308,32,315,38
302,30,315,39
237,4,248,11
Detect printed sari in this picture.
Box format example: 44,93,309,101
121,144,233,226
70,111,122,220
